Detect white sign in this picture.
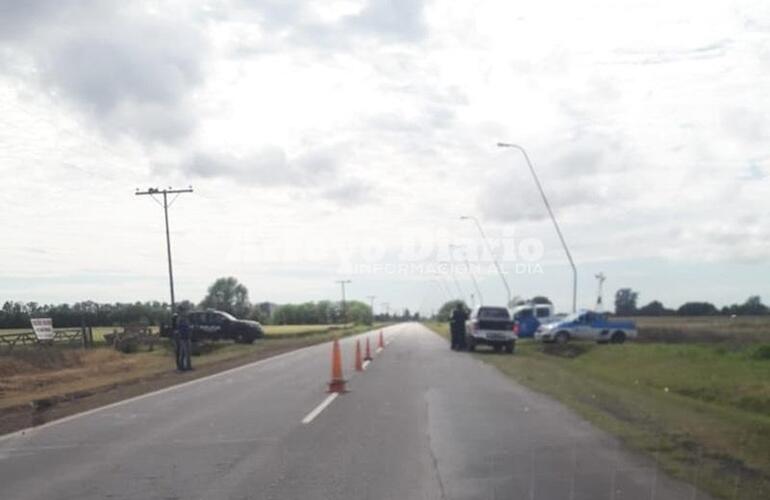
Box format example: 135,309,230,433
31,318,55,340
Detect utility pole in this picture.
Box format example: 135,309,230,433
135,186,193,315
595,273,606,311
335,279,352,323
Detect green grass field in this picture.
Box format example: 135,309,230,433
425,321,770,500
263,323,351,337
630,315,770,343
1,323,356,343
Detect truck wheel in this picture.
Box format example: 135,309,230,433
236,333,255,344
610,331,626,344
505,342,514,354
555,331,570,344
467,337,476,352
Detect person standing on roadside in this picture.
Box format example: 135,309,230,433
450,302,469,350
177,312,193,371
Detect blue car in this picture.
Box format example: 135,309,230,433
535,310,637,344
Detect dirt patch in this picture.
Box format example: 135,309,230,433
0,342,305,436
541,343,592,358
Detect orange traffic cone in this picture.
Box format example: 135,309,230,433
327,338,348,393
364,337,373,361
355,339,363,372
378,330,385,349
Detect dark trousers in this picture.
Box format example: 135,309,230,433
450,325,464,350
175,337,192,371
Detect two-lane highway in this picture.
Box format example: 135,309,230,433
0,323,710,499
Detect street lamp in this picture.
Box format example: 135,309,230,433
439,259,466,302
366,295,376,322
432,274,453,302
595,273,606,311
497,142,577,313
449,243,484,306
459,215,511,307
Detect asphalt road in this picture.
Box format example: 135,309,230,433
0,323,710,500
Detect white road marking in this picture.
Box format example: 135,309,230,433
301,393,339,424
362,360,371,370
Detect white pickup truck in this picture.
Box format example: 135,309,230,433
465,306,517,353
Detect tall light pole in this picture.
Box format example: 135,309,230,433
497,142,577,312
440,259,466,302
459,215,511,307
366,295,376,321
135,186,193,315
433,276,453,302
335,279,352,323
450,243,484,306
595,273,606,311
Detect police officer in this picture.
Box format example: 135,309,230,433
177,312,192,371
172,312,183,371
450,303,469,350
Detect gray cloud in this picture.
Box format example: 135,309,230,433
321,178,375,205
181,147,373,205
0,1,206,143
347,0,427,42
234,0,427,52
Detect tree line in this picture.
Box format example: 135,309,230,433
0,276,417,329
614,288,769,316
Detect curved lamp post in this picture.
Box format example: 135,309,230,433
497,142,577,313
459,215,511,307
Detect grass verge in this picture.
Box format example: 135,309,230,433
424,321,770,500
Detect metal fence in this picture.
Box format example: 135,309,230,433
0,327,93,353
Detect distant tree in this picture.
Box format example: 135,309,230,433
510,296,527,306
614,288,638,316
437,300,468,322
740,296,768,315
677,302,718,316
637,300,667,316
200,277,250,317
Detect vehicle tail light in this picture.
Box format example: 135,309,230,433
512,322,520,334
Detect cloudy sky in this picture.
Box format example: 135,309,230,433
1,0,769,315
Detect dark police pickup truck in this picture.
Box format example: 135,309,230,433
162,309,264,344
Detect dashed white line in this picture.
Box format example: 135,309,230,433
301,393,339,424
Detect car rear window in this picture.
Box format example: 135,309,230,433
479,308,510,320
